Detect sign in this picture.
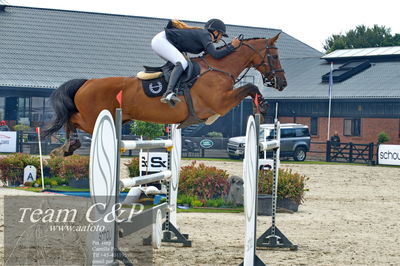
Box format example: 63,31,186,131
140,152,168,173
200,139,214,149
0,132,17,153
378,144,400,166
23,165,37,183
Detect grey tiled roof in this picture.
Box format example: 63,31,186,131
1,6,399,100
263,58,400,99
0,5,321,90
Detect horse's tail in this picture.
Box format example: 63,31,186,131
42,79,88,138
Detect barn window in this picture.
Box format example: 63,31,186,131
310,117,318,135
344,118,361,136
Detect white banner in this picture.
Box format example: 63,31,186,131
0,132,17,153
139,152,169,173
378,144,400,166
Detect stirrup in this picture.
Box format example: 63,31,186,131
160,92,181,104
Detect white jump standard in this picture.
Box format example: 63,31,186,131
241,113,297,266
88,108,190,266
256,114,297,250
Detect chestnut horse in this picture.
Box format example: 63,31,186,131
44,33,287,156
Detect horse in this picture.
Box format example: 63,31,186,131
43,33,287,156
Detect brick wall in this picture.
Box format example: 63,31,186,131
279,116,400,144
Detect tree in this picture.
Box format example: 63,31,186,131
324,24,400,53
130,121,165,140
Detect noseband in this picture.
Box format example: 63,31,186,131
241,40,284,87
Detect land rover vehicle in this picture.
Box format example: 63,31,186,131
227,123,311,161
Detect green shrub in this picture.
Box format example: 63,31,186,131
54,177,68,185
13,124,31,131
205,198,226,208
177,194,204,207
179,161,230,202
130,121,165,140
36,177,52,186
61,155,89,180
258,169,309,205
125,157,140,177
377,132,390,144
0,153,41,185
206,131,223,138
191,199,203,207
46,156,64,178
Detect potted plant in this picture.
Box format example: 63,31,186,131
257,168,308,215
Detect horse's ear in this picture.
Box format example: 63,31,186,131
269,32,281,45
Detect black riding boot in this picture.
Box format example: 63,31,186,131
160,62,184,107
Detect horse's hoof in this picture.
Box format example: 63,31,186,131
63,151,74,157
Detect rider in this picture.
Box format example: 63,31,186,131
151,18,241,106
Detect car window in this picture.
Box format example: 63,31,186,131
295,128,310,137
281,129,296,138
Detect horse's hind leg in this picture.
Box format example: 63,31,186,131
49,122,81,157
63,122,81,156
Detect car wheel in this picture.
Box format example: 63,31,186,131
293,147,306,161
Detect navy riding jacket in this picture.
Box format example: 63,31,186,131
165,28,235,59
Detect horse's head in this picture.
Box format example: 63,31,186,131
243,34,287,91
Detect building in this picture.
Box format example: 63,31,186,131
265,47,400,145
1,5,399,146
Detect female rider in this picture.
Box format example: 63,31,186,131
151,18,240,107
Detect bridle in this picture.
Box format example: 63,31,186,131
197,37,284,88
240,38,285,88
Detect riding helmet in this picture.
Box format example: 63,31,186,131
204,19,228,37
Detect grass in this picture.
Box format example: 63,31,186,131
6,185,89,193
43,186,89,192
177,206,243,213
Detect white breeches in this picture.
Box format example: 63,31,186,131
151,31,188,70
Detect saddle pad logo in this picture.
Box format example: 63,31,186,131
149,81,163,94
142,77,167,98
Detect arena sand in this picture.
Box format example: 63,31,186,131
1,160,399,265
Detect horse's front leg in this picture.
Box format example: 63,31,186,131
255,94,270,116
214,83,267,116
234,83,261,100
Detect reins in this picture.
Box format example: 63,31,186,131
196,37,283,86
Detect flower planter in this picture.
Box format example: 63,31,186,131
278,197,299,212
257,194,299,216
257,194,273,216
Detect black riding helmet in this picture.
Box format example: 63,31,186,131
204,19,228,37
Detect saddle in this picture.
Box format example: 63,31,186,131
138,61,200,95
137,60,206,128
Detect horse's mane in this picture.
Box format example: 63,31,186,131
191,37,265,60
